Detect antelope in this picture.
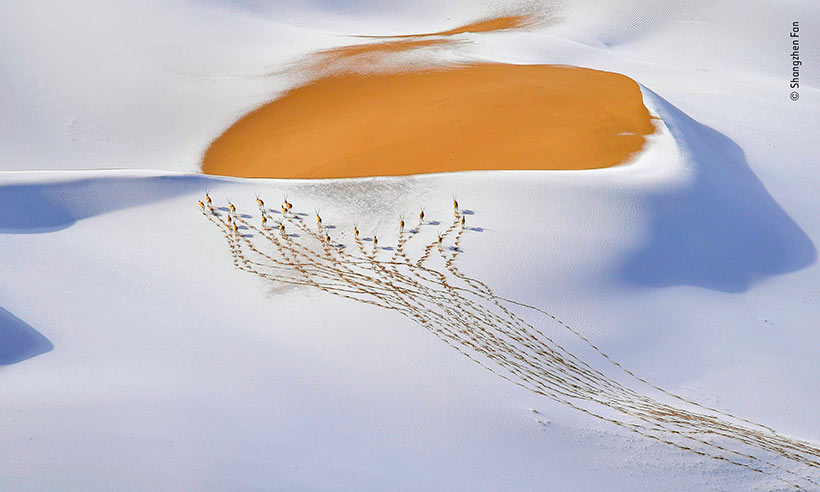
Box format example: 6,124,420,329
232,222,239,234
399,217,405,230
437,234,443,245
353,225,359,239
324,233,331,243
256,195,265,210
373,234,378,248
281,205,288,215
227,215,232,224
419,209,425,222
315,210,322,225
228,201,236,214
279,222,285,234
198,200,205,210
283,196,292,210
205,192,212,206
460,215,466,226
261,214,268,227
208,206,215,215
453,195,458,210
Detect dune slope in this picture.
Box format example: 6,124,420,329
202,64,655,178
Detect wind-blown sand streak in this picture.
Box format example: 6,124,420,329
321,14,535,63
358,15,536,39
305,15,536,75
203,199,820,490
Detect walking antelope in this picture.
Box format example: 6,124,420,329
418,209,425,222
208,206,215,215
399,217,405,230
353,225,359,239
232,222,239,234
227,215,232,224
198,200,205,210
256,195,265,210
261,214,268,227
437,234,443,245
205,193,212,207
460,215,466,226
373,234,378,248
452,195,458,211
279,222,285,234
315,210,322,225
281,205,288,215
228,201,236,214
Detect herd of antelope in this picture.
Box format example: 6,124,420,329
197,190,820,490
198,192,466,251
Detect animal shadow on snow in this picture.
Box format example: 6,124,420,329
619,91,816,292
0,307,53,365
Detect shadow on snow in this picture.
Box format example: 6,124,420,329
619,90,816,292
0,307,53,365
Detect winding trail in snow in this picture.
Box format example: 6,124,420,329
204,199,820,490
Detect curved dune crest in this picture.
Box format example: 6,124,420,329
202,64,655,179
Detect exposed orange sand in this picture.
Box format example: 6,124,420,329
361,15,535,38
311,16,536,71
202,63,655,179
315,37,453,66
313,15,531,68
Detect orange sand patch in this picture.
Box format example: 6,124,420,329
315,37,453,66
361,15,535,38
311,15,531,68
202,64,655,179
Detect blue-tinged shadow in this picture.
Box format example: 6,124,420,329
0,307,53,365
0,174,214,234
619,91,816,292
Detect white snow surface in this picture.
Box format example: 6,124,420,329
1,1,819,491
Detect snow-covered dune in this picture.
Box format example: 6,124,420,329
2,1,819,491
